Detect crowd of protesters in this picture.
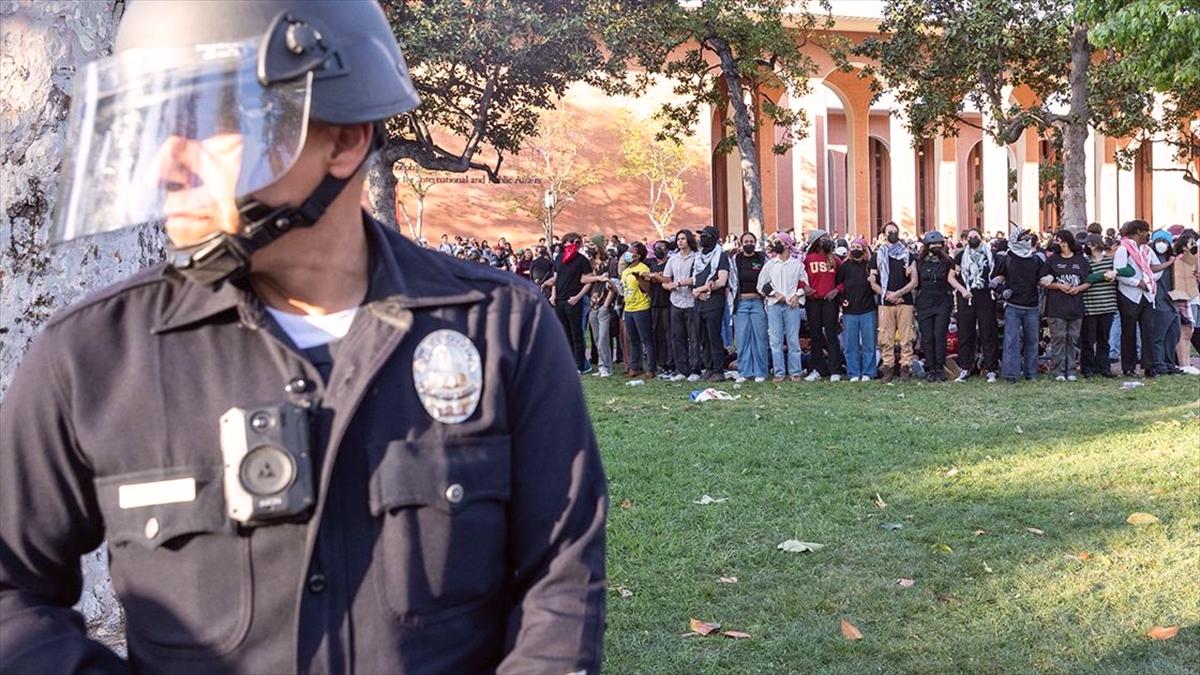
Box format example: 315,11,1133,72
429,220,1200,384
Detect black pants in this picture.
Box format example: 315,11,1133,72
1117,293,1155,374
699,306,726,372
1080,312,1114,375
806,299,842,376
651,304,673,372
956,290,998,373
918,305,951,373
670,305,701,375
555,300,586,371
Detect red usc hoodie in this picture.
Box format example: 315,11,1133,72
803,251,841,297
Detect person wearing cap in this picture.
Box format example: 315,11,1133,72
0,3,607,673
951,228,1000,382
914,231,962,382
692,225,733,382
803,229,844,381
876,221,918,382
836,236,879,381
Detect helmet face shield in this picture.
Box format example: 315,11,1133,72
51,39,312,243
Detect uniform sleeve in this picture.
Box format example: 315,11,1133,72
0,329,125,674
499,296,607,675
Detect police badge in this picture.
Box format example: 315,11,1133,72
412,329,483,424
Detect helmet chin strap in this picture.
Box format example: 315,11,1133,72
166,171,352,287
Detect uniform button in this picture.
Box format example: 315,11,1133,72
144,517,159,539
445,483,465,504
285,377,313,394
307,573,326,594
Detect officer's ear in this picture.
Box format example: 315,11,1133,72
319,122,375,180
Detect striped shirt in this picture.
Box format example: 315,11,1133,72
1082,256,1118,316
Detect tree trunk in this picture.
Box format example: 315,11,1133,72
1061,23,1092,232
415,197,424,241
366,151,400,228
710,36,765,238
0,0,168,654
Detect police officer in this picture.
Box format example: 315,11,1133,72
0,2,607,674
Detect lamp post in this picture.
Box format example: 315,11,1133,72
543,187,557,242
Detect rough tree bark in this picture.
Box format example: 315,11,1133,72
710,36,765,238
1,0,167,654
1060,23,1092,232
365,150,400,229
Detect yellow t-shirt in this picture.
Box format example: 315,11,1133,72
621,262,651,312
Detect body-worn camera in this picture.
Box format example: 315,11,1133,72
219,403,315,526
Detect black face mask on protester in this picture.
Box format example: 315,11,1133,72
772,241,785,255
742,243,756,255
968,237,982,248
654,246,667,259
850,249,864,260
887,232,899,244
929,244,945,255
700,233,717,252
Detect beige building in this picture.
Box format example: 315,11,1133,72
417,2,1199,246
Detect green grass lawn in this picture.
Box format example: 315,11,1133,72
589,374,1200,674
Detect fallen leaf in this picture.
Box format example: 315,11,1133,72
973,529,986,536
932,543,953,554
612,586,633,599
880,522,904,531
1027,527,1045,536
619,498,632,510
945,466,960,477
778,539,824,553
1146,625,1180,640
718,576,739,584
694,494,728,505
897,578,915,588
1127,512,1160,526
689,618,720,636
722,630,751,640
1065,552,1091,561
873,493,888,510
982,561,994,574
840,619,864,641
605,397,617,405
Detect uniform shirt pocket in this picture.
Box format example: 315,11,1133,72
95,465,251,655
368,435,511,625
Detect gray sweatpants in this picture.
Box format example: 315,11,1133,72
1048,317,1082,377
589,304,613,373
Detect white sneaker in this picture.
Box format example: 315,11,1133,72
849,376,861,382
669,373,685,382
686,373,701,382
986,372,997,383
830,374,842,382
955,371,969,383
805,371,821,382
1180,365,1200,375
860,375,871,382
734,376,747,384
598,369,611,378
754,376,766,383
1067,375,1077,381
1055,375,1066,382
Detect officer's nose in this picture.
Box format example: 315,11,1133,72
155,136,203,192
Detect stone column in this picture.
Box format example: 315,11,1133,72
1018,130,1040,231
889,111,916,231
791,82,821,234
937,137,958,233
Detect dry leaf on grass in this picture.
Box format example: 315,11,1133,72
932,543,953,554
1015,425,1024,434
1146,625,1180,640
619,498,632,510
873,493,888,510
1064,552,1091,561
840,619,864,640
973,529,987,536
1126,512,1160,526
1026,527,1045,536
982,561,994,574
694,494,728,505
944,466,960,477
611,586,633,599
722,630,751,640
778,539,824,553
718,576,739,584
689,619,720,636
896,578,915,588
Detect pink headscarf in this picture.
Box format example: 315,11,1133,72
771,231,802,259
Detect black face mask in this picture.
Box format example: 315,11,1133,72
654,246,667,259
887,232,899,244
929,244,944,255
850,249,864,259
742,243,756,255
772,242,785,255
700,234,717,252
968,237,982,248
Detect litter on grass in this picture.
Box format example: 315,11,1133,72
690,388,741,402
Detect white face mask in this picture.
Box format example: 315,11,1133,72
1154,241,1170,255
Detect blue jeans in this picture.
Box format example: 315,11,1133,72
766,302,803,377
844,311,878,378
1002,305,1040,380
733,299,769,378
624,309,655,373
